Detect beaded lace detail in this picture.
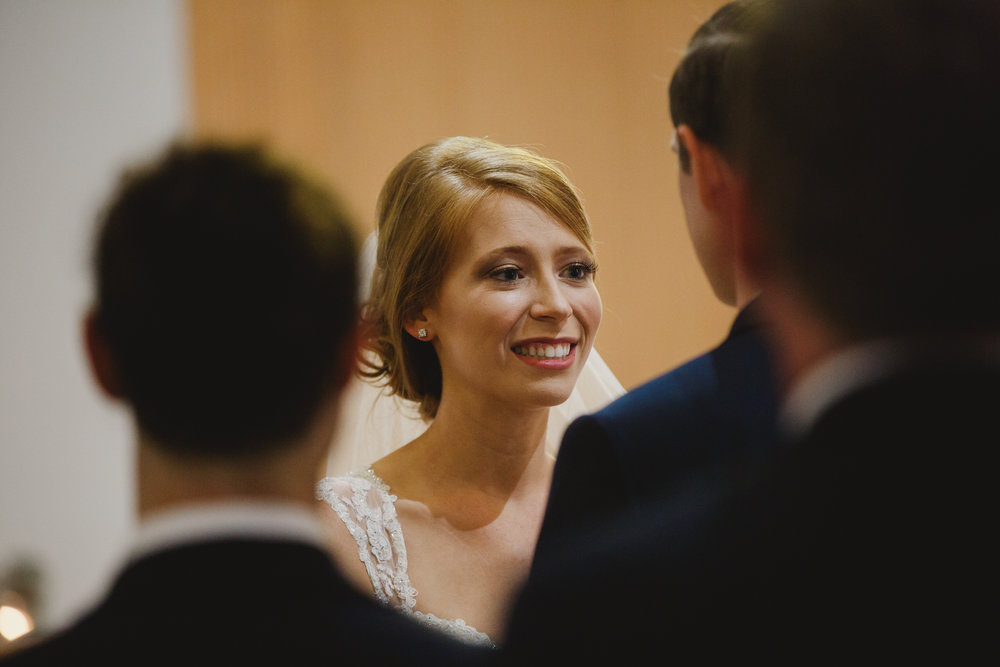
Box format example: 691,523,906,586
317,470,496,648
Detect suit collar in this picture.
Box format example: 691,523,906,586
104,536,348,612
728,297,767,338
130,500,328,564
779,337,1000,439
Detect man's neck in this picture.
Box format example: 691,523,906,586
135,435,322,519
732,265,762,311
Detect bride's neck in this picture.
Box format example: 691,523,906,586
376,398,552,503
436,394,549,454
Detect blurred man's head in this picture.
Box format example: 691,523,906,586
87,142,359,460
733,0,1000,342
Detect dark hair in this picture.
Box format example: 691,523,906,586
668,0,762,172
734,0,1000,338
93,142,359,457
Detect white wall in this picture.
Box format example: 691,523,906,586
0,0,188,632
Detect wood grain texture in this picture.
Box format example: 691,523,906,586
187,0,734,389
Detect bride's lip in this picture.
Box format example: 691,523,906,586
510,338,578,369
511,337,578,347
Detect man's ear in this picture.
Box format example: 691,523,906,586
83,309,123,399
677,125,731,216
331,320,362,391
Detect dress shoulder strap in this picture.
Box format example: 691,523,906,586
316,470,417,609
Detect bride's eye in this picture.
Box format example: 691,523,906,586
562,261,597,281
490,266,523,282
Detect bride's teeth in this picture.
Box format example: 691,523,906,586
514,343,572,359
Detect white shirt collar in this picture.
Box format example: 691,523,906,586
779,339,904,439
780,336,1000,439
129,500,329,563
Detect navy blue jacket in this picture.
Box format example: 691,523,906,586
533,301,780,559
504,358,1000,662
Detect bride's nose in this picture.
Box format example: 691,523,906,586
529,276,573,322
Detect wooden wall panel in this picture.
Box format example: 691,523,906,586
188,0,733,390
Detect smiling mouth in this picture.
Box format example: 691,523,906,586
511,342,574,360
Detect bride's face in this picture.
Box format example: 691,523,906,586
420,192,602,413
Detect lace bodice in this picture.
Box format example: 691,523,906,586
316,470,496,648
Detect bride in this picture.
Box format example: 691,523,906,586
317,136,622,647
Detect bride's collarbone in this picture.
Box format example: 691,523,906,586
397,505,541,572
393,483,547,537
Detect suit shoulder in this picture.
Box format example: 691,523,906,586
590,352,716,424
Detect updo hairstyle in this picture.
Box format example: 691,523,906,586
361,136,594,419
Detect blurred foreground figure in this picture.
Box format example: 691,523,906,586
0,142,489,665
502,0,1000,661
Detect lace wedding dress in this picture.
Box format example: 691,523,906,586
317,469,496,648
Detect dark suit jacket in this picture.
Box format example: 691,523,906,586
503,357,1000,663
534,302,779,559
1,538,489,665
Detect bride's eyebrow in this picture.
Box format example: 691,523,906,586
472,244,593,272
472,246,530,271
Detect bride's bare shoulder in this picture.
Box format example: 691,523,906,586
369,438,426,496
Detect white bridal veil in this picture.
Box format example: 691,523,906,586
325,233,626,476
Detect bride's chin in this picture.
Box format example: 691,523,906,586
524,384,579,409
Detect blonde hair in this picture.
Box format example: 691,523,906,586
362,136,594,419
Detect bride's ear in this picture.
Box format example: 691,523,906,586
403,311,432,342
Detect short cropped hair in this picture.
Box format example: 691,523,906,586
362,136,594,420
668,0,762,172
733,0,1000,338
93,142,358,457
